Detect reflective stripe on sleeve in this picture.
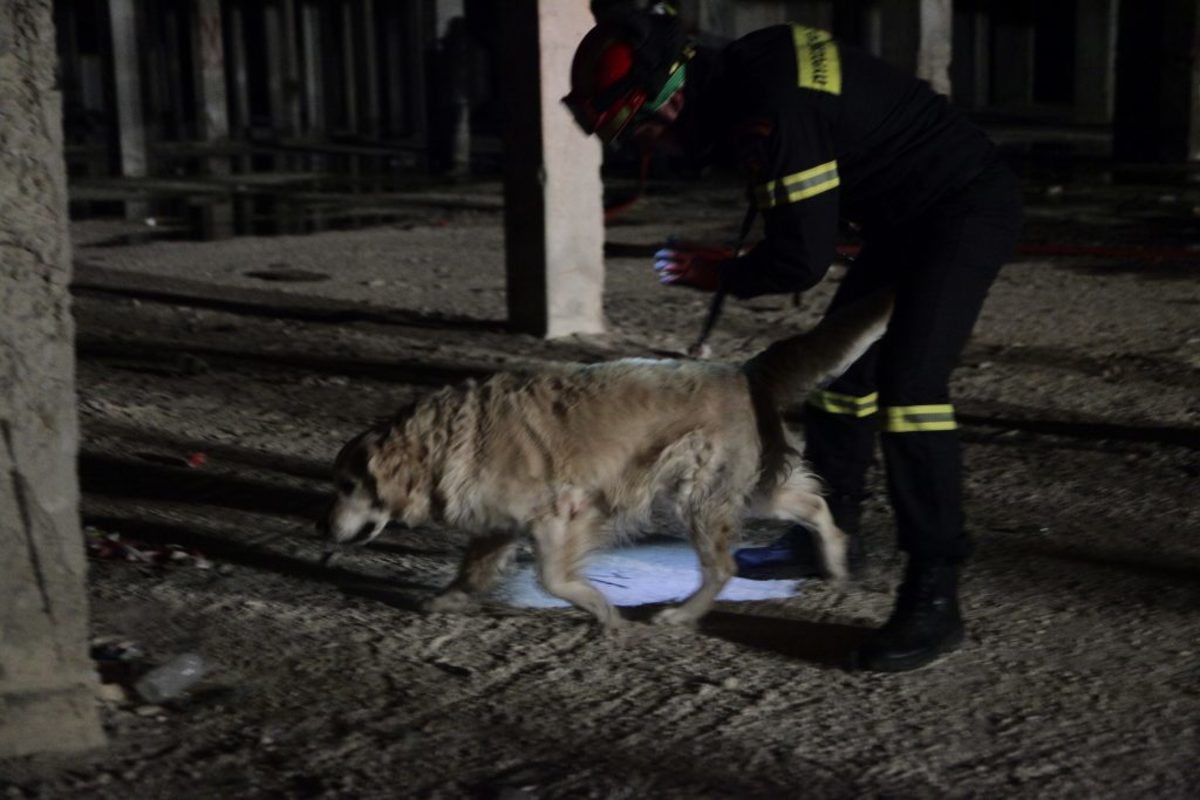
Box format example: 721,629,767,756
883,404,958,432
753,160,840,209
809,389,878,417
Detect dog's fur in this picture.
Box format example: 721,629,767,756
323,291,893,627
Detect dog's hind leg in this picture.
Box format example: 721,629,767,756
753,473,849,582
653,509,738,626
424,530,517,613
531,506,622,629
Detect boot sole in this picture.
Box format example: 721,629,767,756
851,625,966,673
735,564,825,581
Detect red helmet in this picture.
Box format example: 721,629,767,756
563,13,689,146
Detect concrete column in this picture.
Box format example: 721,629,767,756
917,0,952,97
0,0,106,758
191,0,229,141
1113,0,1200,161
300,0,326,134
950,5,989,108
107,0,147,179
991,9,1034,108
1192,5,1200,160
501,0,605,338
228,2,251,138
871,0,919,75
433,0,469,174
340,0,359,133
1074,0,1116,124
360,0,380,137
404,0,428,143
265,0,302,138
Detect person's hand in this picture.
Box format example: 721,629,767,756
653,242,736,292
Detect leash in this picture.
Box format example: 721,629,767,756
687,201,757,356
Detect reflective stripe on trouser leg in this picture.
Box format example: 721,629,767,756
880,403,970,563
804,390,879,532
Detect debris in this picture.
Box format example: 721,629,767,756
186,451,208,468
1044,184,1064,198
96,682,129,705
134,654,207,704
134,704,165,717
85,528,213,570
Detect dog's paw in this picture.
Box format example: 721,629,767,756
651,606,700,626
421,589,472,614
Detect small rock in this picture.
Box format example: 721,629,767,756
96,682,129,704
721,676,741,690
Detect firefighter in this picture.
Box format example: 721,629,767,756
564,7,1022,672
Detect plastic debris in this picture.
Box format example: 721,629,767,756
186,451,208,468
134,653,207,703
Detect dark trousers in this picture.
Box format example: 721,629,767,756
805,161,1023,564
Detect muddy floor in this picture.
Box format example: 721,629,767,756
2,154,1199,799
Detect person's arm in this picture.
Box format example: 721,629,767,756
718,109,840,299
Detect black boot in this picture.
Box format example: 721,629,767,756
853,561,965,672
734,498,865,580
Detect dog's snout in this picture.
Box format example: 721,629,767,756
349,520,378,544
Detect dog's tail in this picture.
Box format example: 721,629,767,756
742,289,894,408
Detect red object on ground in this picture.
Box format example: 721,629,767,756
186,451,207,468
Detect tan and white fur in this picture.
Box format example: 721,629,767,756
323,291,893,628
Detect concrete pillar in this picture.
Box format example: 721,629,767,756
340,0,359,133
680,0,735,38
991,8,1034,108
917,0,952,97
300,0,326,134
0,0,106,758
107,0,147,181
501,0,605,338
191,0,233,238
228,2,251,138
950,5,989,108
191,0,229,141
433,0,469,175
360,0,380,138
870,0,919,75
1074,0,1116,124
406,0,429,144
1113,0,1200,161
265,0,302,138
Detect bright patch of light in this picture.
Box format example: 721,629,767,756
491,540,801,608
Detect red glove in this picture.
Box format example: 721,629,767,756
653,242,737,292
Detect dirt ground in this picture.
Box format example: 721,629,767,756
2,153,1199,798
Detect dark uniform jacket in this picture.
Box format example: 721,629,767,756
684,25,1000,299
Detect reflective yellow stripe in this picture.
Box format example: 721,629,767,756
809,390,878,417
753,160,840,209
792,24,841,95
884,404,958,432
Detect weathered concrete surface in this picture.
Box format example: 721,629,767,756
0,0,105,758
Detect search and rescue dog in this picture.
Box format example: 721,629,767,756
322,292,892,628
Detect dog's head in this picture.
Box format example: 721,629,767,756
321,428,395,547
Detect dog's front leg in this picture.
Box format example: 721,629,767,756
653,510,737,626
530,505,623,629
423,530,517,613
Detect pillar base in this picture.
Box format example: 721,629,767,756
0,685,106,758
